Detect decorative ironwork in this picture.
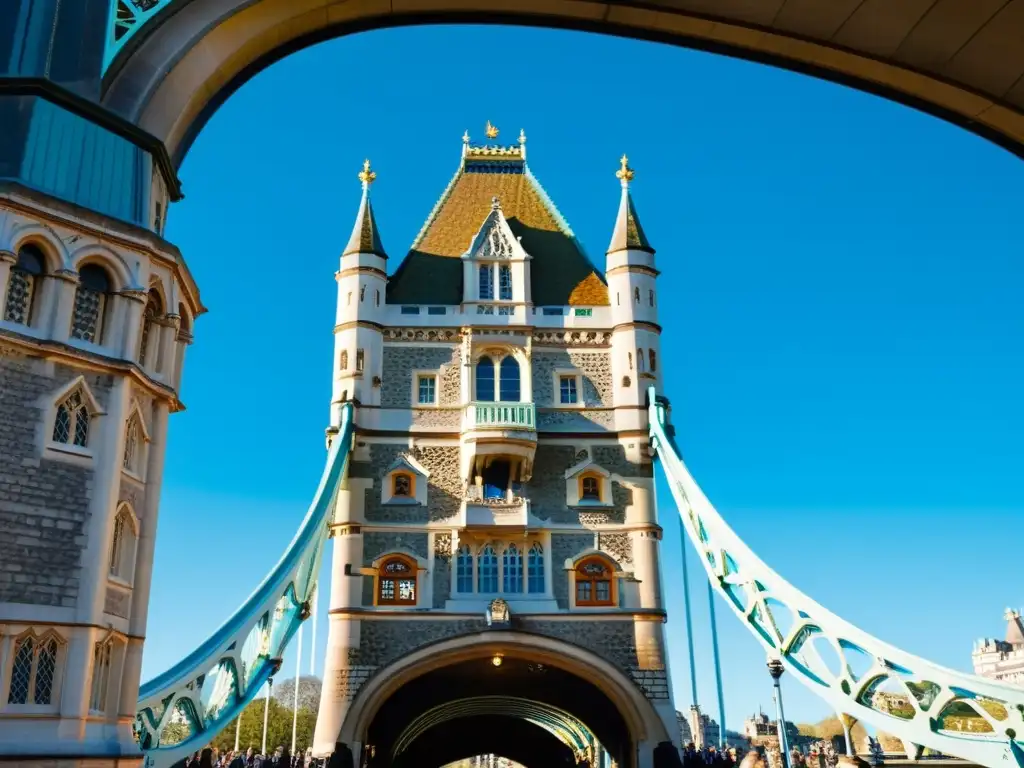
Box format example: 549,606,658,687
105,0,169,72
648,387,1024,768
134,405,355,767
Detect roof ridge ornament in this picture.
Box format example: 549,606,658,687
358,159,376,188
616,153,635,186
485,120,499,139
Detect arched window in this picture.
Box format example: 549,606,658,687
89,640,112,714
475,356,495,401
634,287,640,304
7,632,61,706
377,556,416,606
355,349,365,372
109,504,137,582
575,556,614,607
456,545,473,593
636,348,645,373
627,352,633,371
478,264,494,300
392,472,413,498
478,544,498,593
649,349,657,373
4,244,46,326
498,265,513,300
375,289,380,307
139,289,163,367
579,473,602,502
52,389,92,448
527,543,544,593
499,356,520,402
502,544,523,593
649,289,655,307
122,412,144,474
72,264,112,344
339,350,348,370
360,286,365,302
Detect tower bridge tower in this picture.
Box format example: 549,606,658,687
315,128,681,768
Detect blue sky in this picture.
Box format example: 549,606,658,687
147,24,1024,732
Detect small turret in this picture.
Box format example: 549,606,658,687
1006,608,1024,646
331,160,387,423
606,155,661,420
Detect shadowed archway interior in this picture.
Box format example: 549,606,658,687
364,656,630,767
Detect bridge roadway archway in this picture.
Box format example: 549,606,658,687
103,0,1024,169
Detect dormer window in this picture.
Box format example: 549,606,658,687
382,454,429,505
499,265,513,300
479,265,493,300
392,472,413,497
581,475,601,501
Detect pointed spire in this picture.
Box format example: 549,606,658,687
1005,608,1024,646
607,154,654,255
343,159,386,258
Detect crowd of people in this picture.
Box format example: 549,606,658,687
681,743,739,768
176,745,315,768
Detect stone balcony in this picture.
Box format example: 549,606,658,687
464,401,536,431
463,489,530,527
460,402,538,481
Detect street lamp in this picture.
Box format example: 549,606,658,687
768,658,791,768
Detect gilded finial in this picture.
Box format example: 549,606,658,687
518,128,526,144
485,120,499,140
615,154,635,183
358,159,376,186
462,130,470,144
491,196,502,210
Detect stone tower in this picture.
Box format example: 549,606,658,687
314,128,680,767
0,190,202,764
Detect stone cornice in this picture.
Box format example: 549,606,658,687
328,608,667,622
0,249,16,264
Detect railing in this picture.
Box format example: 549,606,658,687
465,401,536,430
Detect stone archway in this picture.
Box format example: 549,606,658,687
332,630,674,768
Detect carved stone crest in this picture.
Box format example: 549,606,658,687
486,597,510,628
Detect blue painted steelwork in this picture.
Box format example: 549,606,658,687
676,508,700,710
104,0,174,73
648,388,1024,768
134,405,354,768
706,580,727,749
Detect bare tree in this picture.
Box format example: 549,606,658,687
272,675,322,713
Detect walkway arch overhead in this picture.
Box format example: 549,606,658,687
104,0,1024,166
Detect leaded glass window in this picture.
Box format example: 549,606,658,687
502,544,523,593
8,637,33,704
109,506,136,582
499,357,520,402
139,290,163,367
123,414,142,472
478,264,493,300
71,265,112,343
7,634,62,706
52,390,91,448
528,543,544,594
33,638,58,705
498,265,512,300
478,545,498,593
89,641,111,713
456,545,473,593
4,245,45,326
475,356,495,401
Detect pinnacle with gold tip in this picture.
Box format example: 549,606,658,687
485,120,499,140
358,159,376,186
616,154,635,183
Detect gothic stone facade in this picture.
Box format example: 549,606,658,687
0,186,202,764
314,136,679,759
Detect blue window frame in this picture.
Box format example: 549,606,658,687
499,265,512,300
417,375,436,404
499,356,520,402
456,545,473,593
400,306,419,315
542,307,565,316
478,264,493,299
478,545,498,592
528,543,544,593
427,306,446,315
559,376,578,404
476,356,495,401
503,544,523,593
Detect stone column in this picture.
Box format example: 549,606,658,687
158,314,180,377
118,400,169,726
174,325,193,391
0,250,16,311
119,289,147,360
48,268,79,341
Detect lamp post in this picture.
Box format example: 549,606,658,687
768,658,791,768
234,713,241,753
262,677,273,755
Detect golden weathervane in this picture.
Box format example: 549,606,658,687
616,154,635,183
485,120,499,140
358,159,376,185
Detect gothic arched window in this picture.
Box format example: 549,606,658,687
52,389,92,448
528,543,544,593
4,244,46,326
72,264,112,344
575,556,615,607
476,356,495,401
139,289,163,367
109,504,138,583
503,543,523,593
636,347,645,373
7,632,62,706
634,287,640,304
456,545,473,593
339,350,348,370
89,639,113,714
377,556,416,606
649,349,657,373
478,544,498,592
499,356,520,402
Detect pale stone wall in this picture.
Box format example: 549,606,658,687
0,351,113,607
532,350,612,407
551,533,596,608
380,345,461,407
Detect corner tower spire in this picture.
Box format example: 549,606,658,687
607,155,654,255
343,160,386,258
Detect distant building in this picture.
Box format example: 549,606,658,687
973,609,1024,685
744,712,798,747
686,706,721,748
677,711,693,746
